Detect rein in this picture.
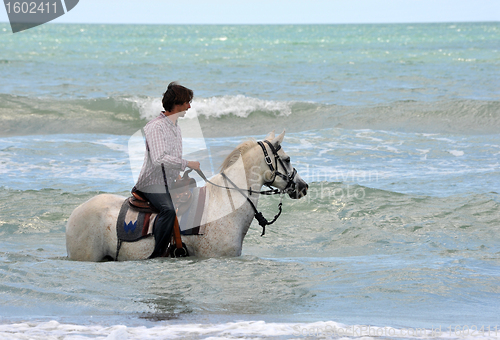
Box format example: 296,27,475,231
191,139,296,236
220,172,283,237
189,168,281,196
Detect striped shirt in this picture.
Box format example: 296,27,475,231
135,112,188,190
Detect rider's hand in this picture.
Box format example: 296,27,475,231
187,161,201,171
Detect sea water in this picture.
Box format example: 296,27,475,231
0,23,499,339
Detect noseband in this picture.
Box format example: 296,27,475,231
257,140,298,194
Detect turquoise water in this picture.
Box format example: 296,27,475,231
0,22,499,339
1,23,498,103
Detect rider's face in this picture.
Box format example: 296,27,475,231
173,101,191,117
181,101,191,111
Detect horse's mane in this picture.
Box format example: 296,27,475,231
219,139,258,172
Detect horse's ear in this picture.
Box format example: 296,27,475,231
265,130,275,141
272,130,285,147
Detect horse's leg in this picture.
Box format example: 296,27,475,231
66,194,123,261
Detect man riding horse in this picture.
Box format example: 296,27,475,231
132,82,201,258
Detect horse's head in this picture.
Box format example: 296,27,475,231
260,130,308,199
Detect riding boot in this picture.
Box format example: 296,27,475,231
138,186,177,258
150,210,175,258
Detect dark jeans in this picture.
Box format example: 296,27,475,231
138,185,177,258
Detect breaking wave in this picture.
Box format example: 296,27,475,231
0,93,498,137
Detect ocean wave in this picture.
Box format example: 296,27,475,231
192,98,500,137
125,94,294,120
190,95,293,119
0,93,499,137
0,94,145,137
0,319,494,340
256,182,500,257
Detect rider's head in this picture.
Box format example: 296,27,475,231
162,82,194,112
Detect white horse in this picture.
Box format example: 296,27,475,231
66,130,308,261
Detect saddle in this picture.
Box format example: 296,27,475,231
129,170,197,216
120,170,202,258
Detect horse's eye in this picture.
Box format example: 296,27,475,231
283,157,291,163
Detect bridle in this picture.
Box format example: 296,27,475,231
193,139,298,236
257,140,298,195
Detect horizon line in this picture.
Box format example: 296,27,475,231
1,20,498,26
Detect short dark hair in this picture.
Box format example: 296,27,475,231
162,82,194,112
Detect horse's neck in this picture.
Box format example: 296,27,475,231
186,147,269,256
207,168,261,219
204,152,265,234
216,149,264,209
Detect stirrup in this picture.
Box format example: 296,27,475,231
169,242,189,257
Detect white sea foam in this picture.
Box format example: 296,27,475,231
189,95,292,119
125,96,164,121
126,95,292,121
0,320,493,340
448,150,465,157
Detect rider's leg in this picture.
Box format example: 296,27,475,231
139,185,177,258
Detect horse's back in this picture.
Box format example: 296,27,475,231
66,194,124,261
